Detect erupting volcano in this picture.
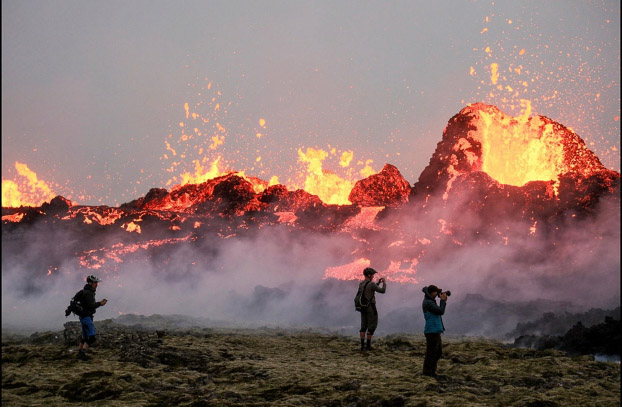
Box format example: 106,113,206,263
2,104,619,291
414,103,619,215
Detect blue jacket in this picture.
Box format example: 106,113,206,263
422,286,446,333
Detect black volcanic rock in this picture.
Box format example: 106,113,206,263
348,164,411,207
507,307,621,338
259,185,359,231
294,203,360,232
40,195,72,215
148,178,220,212
122,173,262,214
121,188,169,210
259,185,323,213
557,170,621,216
513,316,622,357
206,174,260,216
444,172,558,220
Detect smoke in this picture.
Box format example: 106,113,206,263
2,182,619,338
1,222,358,332
387,188,620,305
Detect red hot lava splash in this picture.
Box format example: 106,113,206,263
2,104,619,286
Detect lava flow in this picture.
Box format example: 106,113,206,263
2,104,619,289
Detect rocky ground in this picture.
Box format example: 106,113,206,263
2,317,620,407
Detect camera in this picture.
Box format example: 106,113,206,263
439,289,451,297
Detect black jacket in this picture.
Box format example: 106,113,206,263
79,284,101,318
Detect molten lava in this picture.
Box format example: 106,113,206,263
2,103,619,286
296,147,377,205
476,101,564,186
414,102,618,204
1,162,57,207
298,147,356,205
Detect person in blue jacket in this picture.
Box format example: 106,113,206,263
421,285,448,377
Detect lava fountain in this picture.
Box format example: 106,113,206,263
1,103,619,293
414,102,618,204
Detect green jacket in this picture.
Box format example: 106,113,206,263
360,279,386,304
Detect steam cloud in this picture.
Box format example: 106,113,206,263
2,179,619,338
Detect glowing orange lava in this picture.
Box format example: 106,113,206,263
79,235,193,269
324,258,371,280
297,147,377,205
1,162,56,207
323,257,419,283
472,101,565,187
165,87,377,206
1,212,26,222
341,206,385,231
165,144,377,206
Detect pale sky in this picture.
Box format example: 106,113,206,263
2,0,620,206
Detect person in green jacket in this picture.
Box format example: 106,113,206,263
358,267,386,352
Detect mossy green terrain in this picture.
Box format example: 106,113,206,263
2,320,620,406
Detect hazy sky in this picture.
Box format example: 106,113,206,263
2,0,620,206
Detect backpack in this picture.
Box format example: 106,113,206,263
354,281,371,312
65,290,84,317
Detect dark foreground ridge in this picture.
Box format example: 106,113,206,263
2,317,620,407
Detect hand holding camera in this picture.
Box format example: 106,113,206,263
438,290,450,301
100,299,108,306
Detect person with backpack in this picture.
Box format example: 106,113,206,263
357,267,386,352
421,285,448,377
75,275,107,360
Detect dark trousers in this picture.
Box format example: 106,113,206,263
423,333,442,375
360,303,378,334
